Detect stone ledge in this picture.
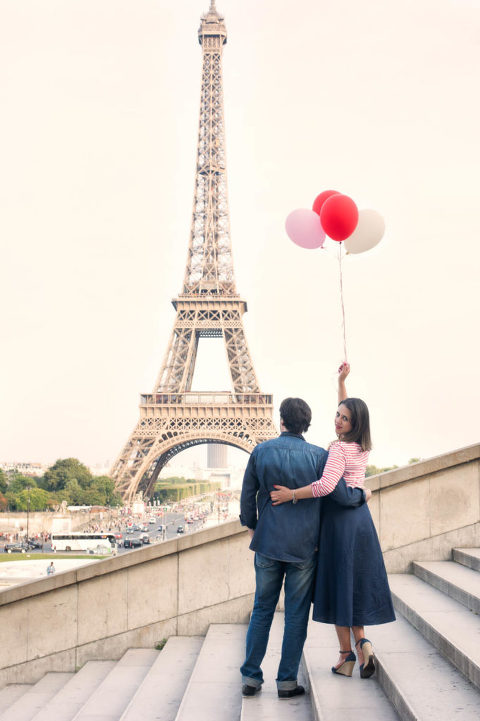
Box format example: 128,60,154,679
383,522,480,573
367,442,480,491
0,593,255,687
0,519,247,608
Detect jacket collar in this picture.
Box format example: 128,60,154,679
280,431,305,441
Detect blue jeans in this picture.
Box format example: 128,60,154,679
240,552,316,690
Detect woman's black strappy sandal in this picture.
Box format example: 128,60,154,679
331,649,356,676
356,638,375,678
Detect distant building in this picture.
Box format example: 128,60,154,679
209,471,231,489
0,462,48,477
158,447,248,491
207,444,228,469
87,463,112,477
159,461,209,482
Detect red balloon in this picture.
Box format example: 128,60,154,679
312,189,340,216
320,194,359,242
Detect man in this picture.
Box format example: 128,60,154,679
239,397,366,699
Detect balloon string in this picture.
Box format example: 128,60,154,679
338,242,348,362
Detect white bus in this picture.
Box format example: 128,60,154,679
51,532,117,554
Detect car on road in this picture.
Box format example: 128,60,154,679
4,542,28,553
26,538,43,549
123,537,143,549
176,526,185,534
141,535,151,544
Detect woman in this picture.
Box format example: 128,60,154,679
270,363,395,678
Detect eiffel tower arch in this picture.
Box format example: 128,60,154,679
111,2,277,503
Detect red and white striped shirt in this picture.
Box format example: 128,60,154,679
311,441,369,497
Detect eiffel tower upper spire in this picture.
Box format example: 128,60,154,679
182,4,231,296
203,1,221,22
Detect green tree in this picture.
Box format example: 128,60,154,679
81,487,106,506
91,476,123,506
8,474,37,495
42,458,92,492
365,464,398,478
153,478,221,503
5,492,16,510
15,488,51,511
0,469,7,494
63,479,84,505
43,463,122,507
408,457,422,464
159,476,187,484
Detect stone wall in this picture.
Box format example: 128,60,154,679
0,521,255,687
0,442,479,687
367,443,480,572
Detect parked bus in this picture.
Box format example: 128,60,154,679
50,532,116,554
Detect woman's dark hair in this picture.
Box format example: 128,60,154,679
338,397,372,452
280,397,312,435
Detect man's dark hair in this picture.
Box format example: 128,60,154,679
280,397,312,435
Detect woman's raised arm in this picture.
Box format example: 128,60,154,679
338,362,350,403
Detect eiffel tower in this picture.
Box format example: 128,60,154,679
111,2,277,502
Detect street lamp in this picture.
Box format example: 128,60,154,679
26,486,31,544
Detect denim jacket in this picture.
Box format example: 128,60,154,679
239,432,365,563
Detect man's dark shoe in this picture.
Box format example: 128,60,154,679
242,684,261,697
278,684,305,699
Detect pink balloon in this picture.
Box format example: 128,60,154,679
285,209,326,250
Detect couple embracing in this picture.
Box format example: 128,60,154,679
239,364,395,699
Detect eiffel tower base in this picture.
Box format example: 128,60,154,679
112,392,277,503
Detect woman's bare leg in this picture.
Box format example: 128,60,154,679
334,625,352,667
352,625,365,663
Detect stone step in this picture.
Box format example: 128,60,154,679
372,611,480,720
453,547,480,572
0,685,31,717
120,637,203,721
303,617,400,721
0,673,73,721
389,573,480,690
413,560,480,614
175,624,246,721
30,661,116,721
71,648,159,721
241,613,313,721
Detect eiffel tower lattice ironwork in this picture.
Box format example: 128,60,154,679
111,2,277,502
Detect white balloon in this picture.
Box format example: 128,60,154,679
344,209,385,254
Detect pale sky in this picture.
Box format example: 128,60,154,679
1,0,479,473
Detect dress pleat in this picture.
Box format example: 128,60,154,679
313,498,395,627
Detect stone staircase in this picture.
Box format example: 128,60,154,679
1,548,480,721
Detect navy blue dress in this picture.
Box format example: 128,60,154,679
312,497,395,627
